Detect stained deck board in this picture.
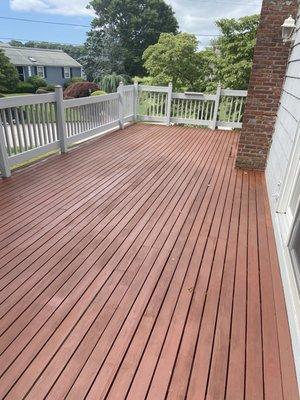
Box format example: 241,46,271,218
0,124,298,399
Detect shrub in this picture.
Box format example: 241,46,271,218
27,76,47,91
64,77,86,88
91,90,107,96
16,82,35,93
99,74,130,93
63,82,100,99
45,84,55,92
0,93,5,98
0,49,19,92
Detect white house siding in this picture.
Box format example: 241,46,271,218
266,12,300,386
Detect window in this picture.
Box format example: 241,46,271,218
63,67,71,79
37,66,45,78
17,66,25,82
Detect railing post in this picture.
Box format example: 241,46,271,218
133,81,139,122
211,83,222,130
55,85,68,154
117,81,125,129
0,121,11,178
166,82,173,125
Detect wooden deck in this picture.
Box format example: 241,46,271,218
0,124,298,400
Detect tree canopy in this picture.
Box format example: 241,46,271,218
82,27,125,81
88,0,178,77
0,49,19,92
143,33,202,91
142,14,259,92
211,15,260,90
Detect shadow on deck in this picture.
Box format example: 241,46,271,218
0,124,298,399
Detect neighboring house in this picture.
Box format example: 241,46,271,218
0,43,82,86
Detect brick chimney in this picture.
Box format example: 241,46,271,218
236,0,298,171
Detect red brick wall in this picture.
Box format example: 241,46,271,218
236,0,298,171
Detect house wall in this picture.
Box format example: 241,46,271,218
236,0,298,171
44,66,82,85
266,9,300,387
71,68,82,79
17,66,82,86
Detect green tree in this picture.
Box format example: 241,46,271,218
0,49,19,92
100,73,131,93
195,48,220,92
88,0,178,76
82,27,126,81
212,15,260,89
143,33,202,91
142,15,259,92
8,40,24,47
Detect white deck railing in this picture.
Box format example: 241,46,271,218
0,83,247,178
137,83,247,129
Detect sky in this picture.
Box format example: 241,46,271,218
0,0,262,48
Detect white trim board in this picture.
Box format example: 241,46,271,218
266,175,300,389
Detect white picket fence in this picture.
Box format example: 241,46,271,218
0,83,247,178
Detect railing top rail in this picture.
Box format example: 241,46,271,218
64,92,119,108
221,89,248,97
0,93,56,109
139,85,169,93
172,92,216,101
139,84,248,98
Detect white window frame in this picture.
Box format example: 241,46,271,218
63,67,71,79
275,119,300,385
36,66,45,78
276,119,300,242
289,208,300,291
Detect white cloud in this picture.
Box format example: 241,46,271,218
9,0,262,45
10,0,94,16
10,0,49,12
167,0,262,47
10,0,262,21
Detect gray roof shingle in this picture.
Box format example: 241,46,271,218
0,44,82,68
